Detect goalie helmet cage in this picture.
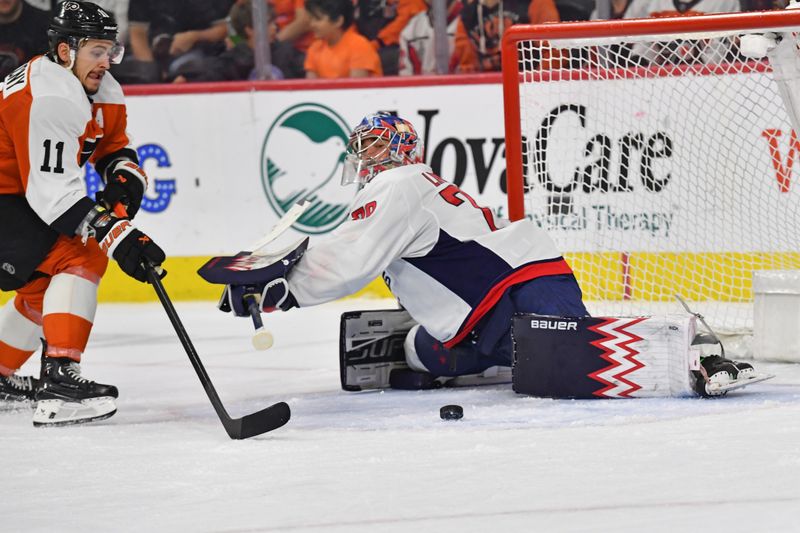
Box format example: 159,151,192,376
501,10,800,337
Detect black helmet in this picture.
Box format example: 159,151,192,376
48,1,119,52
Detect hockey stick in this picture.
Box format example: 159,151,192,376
112,205,290,439
146,265,290,439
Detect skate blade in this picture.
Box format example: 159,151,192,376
32,397,117,427
0,395,36,411
707,373,775,395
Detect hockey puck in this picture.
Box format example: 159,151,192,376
440,404,463,420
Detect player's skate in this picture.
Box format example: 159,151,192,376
0,373,38,409
694,355,773,397
33,354,118,427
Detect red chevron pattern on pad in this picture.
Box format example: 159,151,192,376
587,317,648,398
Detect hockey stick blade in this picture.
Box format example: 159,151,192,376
146,264,291,439
230,401,291,439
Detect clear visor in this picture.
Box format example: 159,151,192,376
78,40,125,64
340,135,392,185
341,153,367,185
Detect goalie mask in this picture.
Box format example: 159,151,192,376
341,112,424,185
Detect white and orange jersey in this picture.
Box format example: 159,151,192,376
0,55,133,229
288,163,573,347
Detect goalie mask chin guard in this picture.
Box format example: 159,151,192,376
341,112,424,185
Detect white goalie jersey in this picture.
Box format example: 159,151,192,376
287,163,575,347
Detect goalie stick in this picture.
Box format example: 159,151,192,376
113,205,290,439
247,199,311,255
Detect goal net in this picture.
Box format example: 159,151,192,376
502,11,800,340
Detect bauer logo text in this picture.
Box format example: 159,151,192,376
530,320,577,331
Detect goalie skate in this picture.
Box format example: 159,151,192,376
696,355,775,397
704,373,775,396
677,296,775,397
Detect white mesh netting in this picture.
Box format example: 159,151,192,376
514,23,800,334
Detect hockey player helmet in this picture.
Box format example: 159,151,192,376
48,1,124,64
341,112,424,185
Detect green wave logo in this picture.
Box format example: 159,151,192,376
260,103,354,234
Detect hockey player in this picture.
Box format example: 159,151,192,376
0,1,166,425
213,111,767,398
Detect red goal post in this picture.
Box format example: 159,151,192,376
500,10,800,337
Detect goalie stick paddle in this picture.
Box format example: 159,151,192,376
146,264,290,439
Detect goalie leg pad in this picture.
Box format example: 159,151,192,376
339,311,513,391
512,314,700,398
339,309,417,391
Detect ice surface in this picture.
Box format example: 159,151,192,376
3,299,800,532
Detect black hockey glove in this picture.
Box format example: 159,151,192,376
96,160,147,219
218,280,298,317
80,205,166,283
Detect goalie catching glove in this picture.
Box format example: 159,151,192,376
218,280,297,316
95,159,148,219
79,204,166,282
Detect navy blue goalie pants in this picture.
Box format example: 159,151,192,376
413,274,588,377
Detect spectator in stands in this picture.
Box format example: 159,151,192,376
264,0,314,78
398,0,461,75
453,0,560,73
554,0,594,20
591,0,740,20
170,0,285,82
741,0,787,9
355,0,427,75
590,0,740,65
126,0,234,82
304,0,383,78
0,0,50,79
